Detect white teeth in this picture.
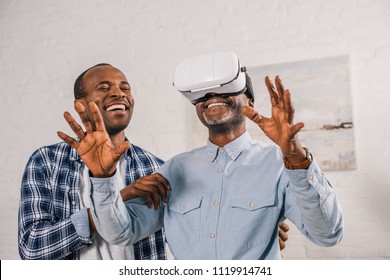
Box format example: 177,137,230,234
106,104,125,111
207,102,227,108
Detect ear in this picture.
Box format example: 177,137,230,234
248,99,254,108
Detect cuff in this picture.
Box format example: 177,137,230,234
70,207,91,238
284,158,327,194
89,170,123,194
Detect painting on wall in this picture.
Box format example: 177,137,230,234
192,55,356,171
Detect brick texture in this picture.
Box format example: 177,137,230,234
1,0,389,259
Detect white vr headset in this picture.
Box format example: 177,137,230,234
172,52,251,104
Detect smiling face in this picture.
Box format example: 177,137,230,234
78,65,134,137
195,93,252,135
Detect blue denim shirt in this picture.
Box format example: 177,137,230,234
90,132,343,259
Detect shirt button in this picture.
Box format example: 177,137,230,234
181,206,185,211
219,149,225,154
210,233,216,238
249,202,255,208
308,173,314,180
217,168,223,173
72,201,76,205
213,200,220,206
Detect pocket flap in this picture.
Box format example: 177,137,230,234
169,197,203,214
231,192,275,210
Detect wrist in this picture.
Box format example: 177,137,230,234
89,169,117,178
120,186,135,202
283,147,312,170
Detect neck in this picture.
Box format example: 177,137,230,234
208,124,246,147
109,131,127,148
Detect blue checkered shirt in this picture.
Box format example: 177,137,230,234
18,141,166,260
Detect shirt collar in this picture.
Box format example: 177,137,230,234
206,131,252,162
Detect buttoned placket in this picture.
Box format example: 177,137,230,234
207,147,229,258
70,156,82,215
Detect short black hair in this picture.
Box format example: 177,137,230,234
73,63,112,99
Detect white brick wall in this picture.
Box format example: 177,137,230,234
1,0,389,259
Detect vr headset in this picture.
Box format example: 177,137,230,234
172,52,254,104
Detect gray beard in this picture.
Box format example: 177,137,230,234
203,110,245,134
203,110,233,126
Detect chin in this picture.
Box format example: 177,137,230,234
106,124,129,136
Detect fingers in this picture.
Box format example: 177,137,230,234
153,173,171,190
136,189,156,209
74,102,94,134
242,106,265,126
279,237,286,251
57,131,79,149
266,76,298,126
278,230,288,242
88,102,106,132
63,111,86,140
266,76,290,110
138,174,171,206
135,181,165,209
278,222,289,251
284,90,295,124
265,76,279,107
279,222,290,234
123,174,171,210
123,188,155,209
275,75,285,103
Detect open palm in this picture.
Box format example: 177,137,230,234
242,76,304,156
57,102,129,177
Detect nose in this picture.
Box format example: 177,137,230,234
109,86,126,98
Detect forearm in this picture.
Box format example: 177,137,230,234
89,172,163,246
285,158,344,246
18,214,89,260
19,179,91,259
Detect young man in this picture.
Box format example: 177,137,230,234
18,64,166,260
60,53,336,259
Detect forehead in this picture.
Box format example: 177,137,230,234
83,65,128,85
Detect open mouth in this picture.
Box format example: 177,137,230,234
106,104,127,111
206,102,228,109
203,101,229,110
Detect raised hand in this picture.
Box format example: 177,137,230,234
57,101,129,177
242,76,306,162
120,173,171,210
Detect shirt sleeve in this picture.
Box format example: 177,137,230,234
70,207,91,238
89,171,164,246
283,157,344,246
18,150,92,260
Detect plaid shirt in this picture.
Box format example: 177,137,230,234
18,141,166,260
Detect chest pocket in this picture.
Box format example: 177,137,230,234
231,192,275,210
230,192,277,247
166,197,203,251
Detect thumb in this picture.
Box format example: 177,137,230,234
242,106,264,125
113,141,130,160
290,122,305,137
